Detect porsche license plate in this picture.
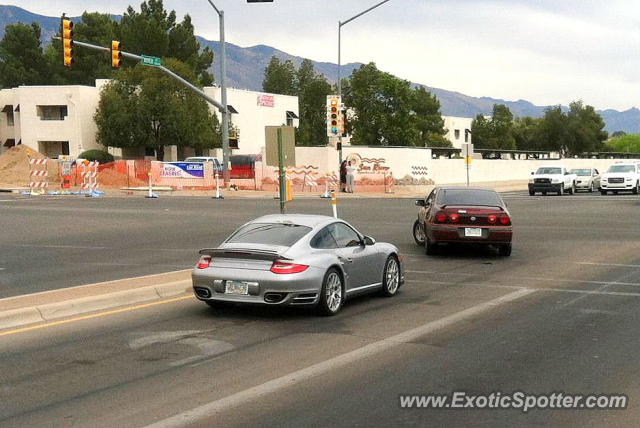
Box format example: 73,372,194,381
464,228,483,237
225,281,250,295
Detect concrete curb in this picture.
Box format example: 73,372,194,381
0,280,192,331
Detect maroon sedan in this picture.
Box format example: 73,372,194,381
412,187,513,256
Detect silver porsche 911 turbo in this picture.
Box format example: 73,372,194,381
192,214,404,315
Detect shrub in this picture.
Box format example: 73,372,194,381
78,150,114,164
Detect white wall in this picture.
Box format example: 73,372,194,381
288,145,640,186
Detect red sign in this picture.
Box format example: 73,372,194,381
257,94,275,107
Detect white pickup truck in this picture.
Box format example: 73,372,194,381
528,165,577,196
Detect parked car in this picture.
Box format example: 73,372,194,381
528,165,577,196
569,168,601,192
412,187,513,256
192,214,404,316
184,156,223,172
600,162,640,195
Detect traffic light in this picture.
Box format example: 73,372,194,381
62,18,74,67
326,95,342,137
341,108,348,137
111,41,122,68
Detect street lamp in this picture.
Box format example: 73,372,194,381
337,0,392,164
205,0,273,187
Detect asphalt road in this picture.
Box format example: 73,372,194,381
1,191,640,427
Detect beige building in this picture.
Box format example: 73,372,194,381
0,83,103,158
0,80,299,161
443,115,473,149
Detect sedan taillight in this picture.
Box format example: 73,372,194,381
499,215,511,225
449,213,460,223
435,212,447,223
270,261,309,274
197,255,212,269
487,215,498,224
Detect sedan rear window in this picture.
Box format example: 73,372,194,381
226,223,312,247
438,189,502,207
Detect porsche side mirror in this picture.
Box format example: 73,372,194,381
363,236,376,246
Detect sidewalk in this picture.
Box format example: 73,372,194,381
111,180,529,199
0,180,528,199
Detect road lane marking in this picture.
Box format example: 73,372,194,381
575,262,640,268
0,296,192,337
404,279,640,297
141,288,536,428
405,270,640,287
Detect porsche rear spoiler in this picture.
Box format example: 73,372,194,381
198,248,291,261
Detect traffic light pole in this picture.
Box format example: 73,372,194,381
206,1,231,187
337,0,392,163
67,39,225,116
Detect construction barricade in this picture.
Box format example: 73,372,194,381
80,161,100,192
29,158,48,195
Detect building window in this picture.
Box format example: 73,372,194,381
454,129,460,140
38,141,70,158
37,105,68,121
286,110,298,127
2,105,14,126
465,129,470,142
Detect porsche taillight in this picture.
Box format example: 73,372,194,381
197,255,212,269
270,261,309,274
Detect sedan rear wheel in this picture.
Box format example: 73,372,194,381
425,237,438,256
317,268,344,316
380,256,400,297
413,220,426,246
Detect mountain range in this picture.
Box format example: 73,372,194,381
1,4,638,133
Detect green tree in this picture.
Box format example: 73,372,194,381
119,0,213,85
471,104,515,150
412,86,448,147
512,116,543,150
471,115,492,148
262,56,296,95
565,101,607,155
607,134,640,153
537,105,567,154
0,23,48,87
345,62,422,146
95,58,219,160
295,59,331,146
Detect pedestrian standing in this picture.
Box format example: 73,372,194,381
340,160,347,192
346,161,356,193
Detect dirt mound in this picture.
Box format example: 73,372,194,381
99,168,147,188
0,145,60,187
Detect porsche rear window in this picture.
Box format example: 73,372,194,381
226,223,312,247
438,189,502,207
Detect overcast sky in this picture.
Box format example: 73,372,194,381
12,0,640,111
